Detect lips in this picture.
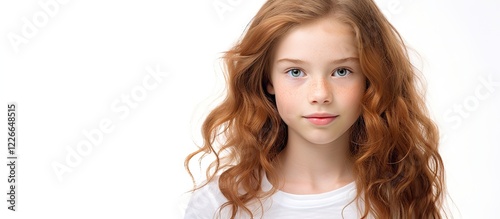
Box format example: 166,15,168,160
303,113,338,126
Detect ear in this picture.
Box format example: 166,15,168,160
266,82,275,95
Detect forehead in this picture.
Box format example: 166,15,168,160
273,15,358,61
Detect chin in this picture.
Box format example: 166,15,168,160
306,128,351,146
305,135,344,146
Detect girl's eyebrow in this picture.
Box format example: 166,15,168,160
276,57,359,65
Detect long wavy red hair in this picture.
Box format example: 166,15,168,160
185,0,445,218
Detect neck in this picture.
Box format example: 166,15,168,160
276,130,354,194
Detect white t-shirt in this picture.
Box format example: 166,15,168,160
184,175,362,219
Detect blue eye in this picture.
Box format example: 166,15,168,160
333,68,351,77
287,69,304,77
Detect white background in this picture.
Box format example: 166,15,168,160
0,0,498,218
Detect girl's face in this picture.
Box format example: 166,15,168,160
267,15,366,146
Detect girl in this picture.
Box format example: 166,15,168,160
185,0,446,218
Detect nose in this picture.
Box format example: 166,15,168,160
308,77,333,104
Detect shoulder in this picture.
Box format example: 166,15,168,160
184,179,228,219
184,176,267,219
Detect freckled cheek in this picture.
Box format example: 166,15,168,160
336,82,365,114
348,83,366,114
274,87,301,118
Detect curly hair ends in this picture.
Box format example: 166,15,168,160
185,0,446,218
343,1,445,218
